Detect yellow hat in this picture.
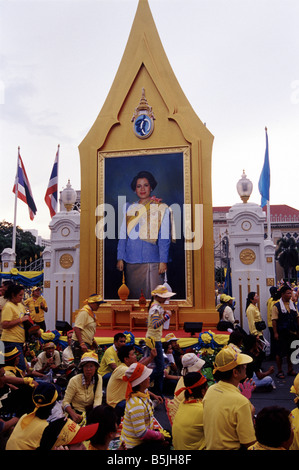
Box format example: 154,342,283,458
52,419,99,448
151,285,176,298
21,383,58,429
85,294,106,304
164,333,178,342
213,345,252,373
223,295,235,302
79,351,99,367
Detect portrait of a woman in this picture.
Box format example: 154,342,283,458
116,170,174,299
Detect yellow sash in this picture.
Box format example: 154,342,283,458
126,200,175,244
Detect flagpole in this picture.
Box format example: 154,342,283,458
266,200,271,239
265,127,271,240
12,147,20,254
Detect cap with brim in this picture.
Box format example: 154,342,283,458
125,363,152,387
181,353,205,375
85,294,106,304
151,285,176,298
4,346,21,363
164,333,178,342
79,351,99,367
223,295,235,302
123,363,152,399
213,345,253,373
53,419,99,448
21,382,58,429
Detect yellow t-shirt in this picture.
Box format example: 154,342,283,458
1,301,26,343
106,363,128,407
72,305,97,346
62,372,103,413
24,295,48,323
6,415,49,450
0,295,7,336
203,380,256,450
246,303,263,336
248,441,285,450
98,345,121,376
290,407,299,450
164,376,184,425
172,399,206,450
266,297,275,328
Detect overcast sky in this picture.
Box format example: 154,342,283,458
0,0,298,240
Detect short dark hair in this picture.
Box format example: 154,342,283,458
118,344,135,363
130,171,157,191
279,283,292,295
114,333,126,342
255,406,292,448
88,405,119,446
228,330,245,348
213,364,244,382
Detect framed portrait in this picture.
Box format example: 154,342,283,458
96,146,193,306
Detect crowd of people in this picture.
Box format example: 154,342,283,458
0,280,299,451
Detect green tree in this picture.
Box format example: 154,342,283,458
275,236,299,282
0,220,44,267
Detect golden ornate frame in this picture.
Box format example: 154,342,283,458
96,145,193,307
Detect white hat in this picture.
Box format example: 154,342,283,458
181,353,205,376
151,285,176,298
124,362,152,388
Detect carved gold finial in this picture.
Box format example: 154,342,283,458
118,272,130,303
131,88,155,122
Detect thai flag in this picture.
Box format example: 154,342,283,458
45,145,59,218
12,148,37,220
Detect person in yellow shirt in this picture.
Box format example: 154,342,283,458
5,382,58,450
289,373,299,450
267,287,279,359
106,344,160,418
98,333,126,386
1,284,27,371
203,345,256,450
165,352,205,425
172,371,208,450
24,286,48,331
72,294,105,367
0,281,12,338
246,292,265,338
63,351,103,424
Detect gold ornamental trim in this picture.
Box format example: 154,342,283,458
239,248,256,265
97,146,193,307
59,253,74,269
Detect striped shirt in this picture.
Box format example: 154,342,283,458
120,392,154,448
146,301,167,341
